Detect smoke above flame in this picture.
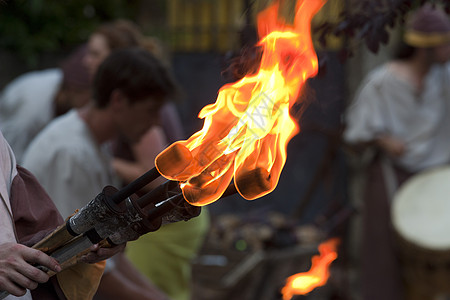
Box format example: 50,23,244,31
156,0,326,205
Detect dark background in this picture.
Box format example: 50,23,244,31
0,0,350,229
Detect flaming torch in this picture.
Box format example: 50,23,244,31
156,0,326,206
0,0,327,298
281,238,340,300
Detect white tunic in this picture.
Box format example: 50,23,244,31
22,110,120,219
0,69,62,163
344,62,450,172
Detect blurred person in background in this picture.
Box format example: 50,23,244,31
22,48,175,300
0,44,91,163
1,16,205,300
343,4,450,300
0,18,184,164
85,20,210,300
92,20,184,191
84,19,185,146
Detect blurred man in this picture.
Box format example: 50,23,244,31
0,45,91,163
23,48,176,300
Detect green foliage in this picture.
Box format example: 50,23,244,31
0,0,139,66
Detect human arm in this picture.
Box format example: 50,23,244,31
112,126,168,193
374,134,406,157
12,163,126,265
158,101,185,144
343,68,409,157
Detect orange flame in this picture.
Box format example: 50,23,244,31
281,238,339,300
156,0,326,205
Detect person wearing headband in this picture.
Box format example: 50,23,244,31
403,4,450,58
344,4,450,300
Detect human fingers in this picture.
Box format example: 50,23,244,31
0,276,28,297
79,243,126,264
88,244,100,252
20,245,61,275
5,269,39,291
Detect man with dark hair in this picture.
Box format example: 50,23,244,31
23,47,175,216
93,48,172,110
22,48,175,300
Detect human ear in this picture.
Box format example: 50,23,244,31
109,89,128,112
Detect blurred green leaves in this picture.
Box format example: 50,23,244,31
0,0,138,66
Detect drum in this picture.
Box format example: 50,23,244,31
391,166,450,296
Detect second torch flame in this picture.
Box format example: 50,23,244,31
155,0,326,206
281,238,340,300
